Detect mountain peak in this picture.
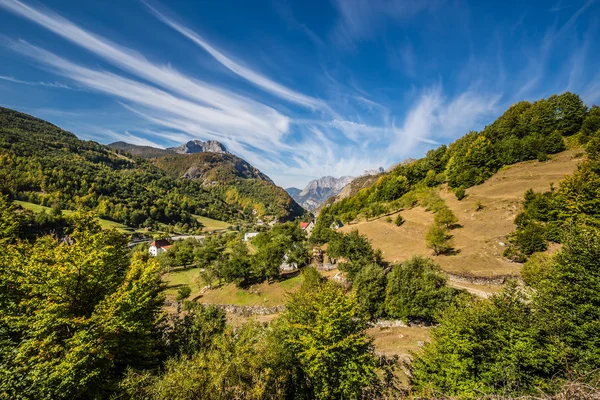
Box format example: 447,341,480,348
289,175,355,211
168,140,228,155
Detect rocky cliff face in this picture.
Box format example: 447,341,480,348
168,140,228,155
289,176,354,211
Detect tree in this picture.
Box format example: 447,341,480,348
353,263,386,318
551,92,587,136
425,224,453,255
385,256,457,322
277,281,380,399
167,303,226,357
327,230,382,280
512,221,548,255
221,240,252,284
532,226,600,372
434,207,458,229
0,195,20,244
0,213,165,399
410,285,558,397
580,105,600,142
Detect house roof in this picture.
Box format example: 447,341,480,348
150,239,170,248
300,221,312,229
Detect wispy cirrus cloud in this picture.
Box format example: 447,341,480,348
7,40,291,152
330,0,442,49
0,74,84,90
144,1,327,110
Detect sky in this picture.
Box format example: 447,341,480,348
0,0,599,188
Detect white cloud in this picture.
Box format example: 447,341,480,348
9,41,291,151
0,0,290,132
391,86,500,157
0,74,83,90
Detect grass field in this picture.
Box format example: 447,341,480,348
14,200,132,232
163,268,304,306
193,215,231,232
339,149,582,279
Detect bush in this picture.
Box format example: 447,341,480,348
425,224,453,256
455,187,466,200
394,214,405,226
513,222,548,255
385,216,392,223
475,200,484,211
176,285,192,302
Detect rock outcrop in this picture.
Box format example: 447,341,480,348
168,140,228,155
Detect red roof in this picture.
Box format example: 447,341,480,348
150,239,170,248
300,222,311,229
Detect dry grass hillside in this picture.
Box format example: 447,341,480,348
339,149,583,281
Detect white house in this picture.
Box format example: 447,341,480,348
243,232,260,242
148,239,172,257
330,220,344,230
300,221,315,235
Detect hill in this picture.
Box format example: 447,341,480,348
154,152,273,183
338,149,581,281
113,142,304,220
321,93,586,225
0,107,303,232
107,141,168,158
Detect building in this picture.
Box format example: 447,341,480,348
244,232,260,242
300,220,315,235
330,220,344,230
148,239,171,257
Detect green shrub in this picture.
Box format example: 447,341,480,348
394,214,405,226
455,187,466,200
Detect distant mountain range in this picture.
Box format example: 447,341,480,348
286,175,354,211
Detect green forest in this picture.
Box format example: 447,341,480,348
1,92,600,399
0,107,303,233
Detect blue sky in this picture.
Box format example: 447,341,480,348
0,0,599,188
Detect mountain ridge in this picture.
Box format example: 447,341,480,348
287,175,354,211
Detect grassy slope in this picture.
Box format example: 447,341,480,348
14,200,131,232
339,149,582,280
163,268,303,306
193,215,231,231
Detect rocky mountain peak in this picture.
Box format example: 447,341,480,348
287,175,354,211
169,140,228,155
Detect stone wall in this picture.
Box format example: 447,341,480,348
446,272,520,286
201,303,285,316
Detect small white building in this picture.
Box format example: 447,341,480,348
330,220,343,230
300,221,315,235
243,232,259,242
148,239,172,257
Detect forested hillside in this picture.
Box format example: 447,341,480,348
0,108,304,232
321,92,587,223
